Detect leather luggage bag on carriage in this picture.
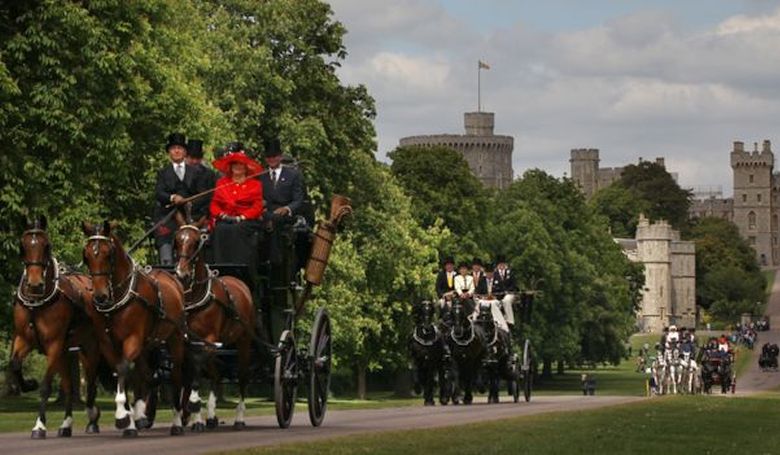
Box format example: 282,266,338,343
304,195,352,286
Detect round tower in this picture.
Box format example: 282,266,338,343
636,215,674,333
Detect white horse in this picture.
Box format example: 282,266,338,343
652,353,667,395
680,350,702,394
663,348,681,395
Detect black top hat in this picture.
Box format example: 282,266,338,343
495,254,508,265
472,257,483,266
187,139,204,158
442,256,455,265
166,133,187,150
264,138,282,157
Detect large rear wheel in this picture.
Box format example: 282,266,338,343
274,330,298,428
522,339,533,402
308,308,332,427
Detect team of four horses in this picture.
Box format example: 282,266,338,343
11,193,351,439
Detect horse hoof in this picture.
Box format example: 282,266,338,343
233,421,246,431
57,427,72,438
170,425,184,436
424,400,435,406
123,429,138,438
31,429,46,440
464,397,473,405
191,422,205,433
115,415,130,430
413,383,422,395
135,418,149,430
205,417,218,429
85,423,100,434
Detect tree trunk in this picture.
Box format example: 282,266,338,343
356,364,367,400
557,360,565,375
542,358,552,379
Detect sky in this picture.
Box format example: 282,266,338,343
328,0,780,196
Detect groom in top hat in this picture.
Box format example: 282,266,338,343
153,132,200,264
491,254,518,328
260,138,305,221
186,138,217,219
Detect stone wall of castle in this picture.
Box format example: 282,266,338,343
399,112,514,189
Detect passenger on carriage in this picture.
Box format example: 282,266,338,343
665,325,680,349
208,143,264,270
435,256,457,310
154,133,203,265
473,260,510,333
453,262,475,309
472,258,487,295
491,255,517,329
717,335,730,354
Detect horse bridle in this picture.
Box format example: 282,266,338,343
175,225,209,271
17,229,61,306
85,234,138,311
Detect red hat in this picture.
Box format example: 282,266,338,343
212,149,263,176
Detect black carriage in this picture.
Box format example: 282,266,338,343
759,343,779,372
150,196,350,428
700,350,735,394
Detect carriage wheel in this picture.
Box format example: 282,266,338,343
522,339,533,402
274,330,298,428
308,308,331,427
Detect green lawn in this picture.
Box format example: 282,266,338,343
231,393,780,455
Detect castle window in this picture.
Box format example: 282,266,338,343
742,194,747,202
758,194,762,202
750,174,754,183
749,211,757,230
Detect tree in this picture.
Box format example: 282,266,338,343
687,217,765,322
617,161,692,232
388,145,491,259
590,185,649,238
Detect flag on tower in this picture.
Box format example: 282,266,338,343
478,60,490,70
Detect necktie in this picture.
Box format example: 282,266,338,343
272,169,279,185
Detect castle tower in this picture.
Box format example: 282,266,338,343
731,140,775,266
399,112,514,189
570,149,600,198
636,215,674,332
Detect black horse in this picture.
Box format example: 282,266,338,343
759,343,779,371
447,299,486,405
408,300,450,405
474,301,515,403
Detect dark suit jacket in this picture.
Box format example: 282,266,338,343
260,166,305,216
153,162,200,242
492,268,518,295
435,270,456,298
474,273,488,295
192,164,217,220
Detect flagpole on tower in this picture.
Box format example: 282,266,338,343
477,60,490,112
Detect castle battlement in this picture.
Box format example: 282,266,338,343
636,215,674,241
570,148,600,161
731,140,773,167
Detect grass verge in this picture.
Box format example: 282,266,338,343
229,393,780,455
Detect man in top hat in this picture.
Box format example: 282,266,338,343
260,138,305,220
491,254,518,328
186,138,217,220
154,132,200,264
435,256,457,308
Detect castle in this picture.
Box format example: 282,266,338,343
569,149,674,199
616,216,696,332
399,112,514,189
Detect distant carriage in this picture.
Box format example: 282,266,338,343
700,350,736,394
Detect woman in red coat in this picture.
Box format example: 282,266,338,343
209,143,265,267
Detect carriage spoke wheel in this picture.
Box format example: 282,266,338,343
522,339,533,402
308,308,332,427
274,330,298,428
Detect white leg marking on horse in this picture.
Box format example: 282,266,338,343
207,391,217,419
235,399,246,424
172,409,183,428
133,399,147,421
114,386,128,420
32,417,47,431
189,390,201,404
59,416,73,429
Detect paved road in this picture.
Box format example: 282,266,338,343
0,395,641,455
737,269,780,393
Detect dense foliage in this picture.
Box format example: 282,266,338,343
687,217,766,322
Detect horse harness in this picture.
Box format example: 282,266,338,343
412,324,439,347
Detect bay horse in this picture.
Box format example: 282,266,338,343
447,299,486,405
172,217,255,431
81,220,188,437
10,216,103,439
474,300,513,403
408,300,449,406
